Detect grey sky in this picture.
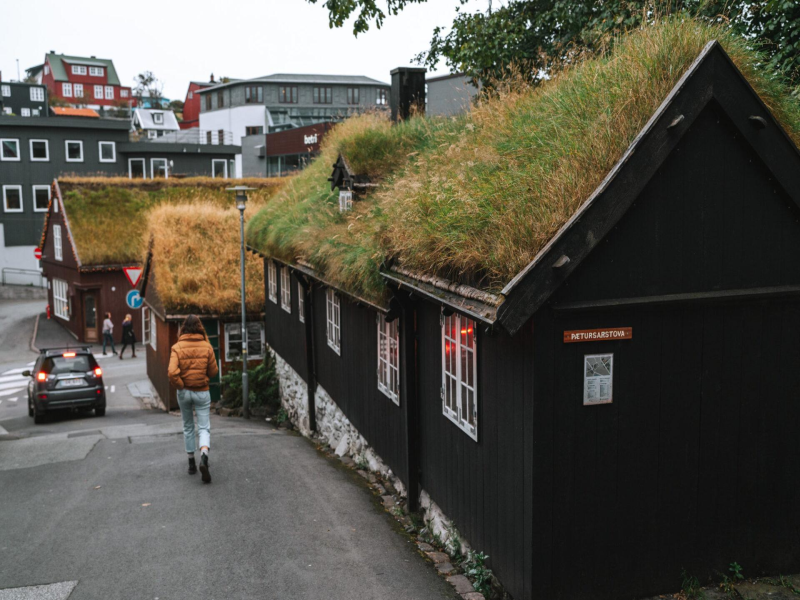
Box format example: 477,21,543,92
0,0,489,101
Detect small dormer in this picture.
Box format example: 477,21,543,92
329,153,372,213
152,111,164,125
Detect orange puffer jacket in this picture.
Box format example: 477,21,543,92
168,333,219,391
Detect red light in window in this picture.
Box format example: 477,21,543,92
94,367,102,377
460,327,473,335
37,372,47,381
63,352,76,357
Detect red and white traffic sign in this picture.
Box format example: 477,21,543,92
123,267,143,288
34,248,42,260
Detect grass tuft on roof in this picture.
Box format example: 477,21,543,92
145,203,265,315
61,179,281,266
247,17,800,301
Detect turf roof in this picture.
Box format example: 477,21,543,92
57,178,282,267
144,203,265,315
246,17,800,304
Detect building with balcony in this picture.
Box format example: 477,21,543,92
197,73,390,146
26,52,134,110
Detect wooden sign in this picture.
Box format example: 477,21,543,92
564,327,632,343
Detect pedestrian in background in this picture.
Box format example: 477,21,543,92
102,312,117,356
119,314,136,359
168,315,218,483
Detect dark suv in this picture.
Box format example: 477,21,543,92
23,347,106,424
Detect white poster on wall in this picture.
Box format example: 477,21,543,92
583,353,613,405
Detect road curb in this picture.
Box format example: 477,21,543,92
30,312,40,353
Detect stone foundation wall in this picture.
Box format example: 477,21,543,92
273,351,311,436
419,489,471,556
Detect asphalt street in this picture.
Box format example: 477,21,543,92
0,298,456,600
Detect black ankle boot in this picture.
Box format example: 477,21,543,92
199,453,211,483
188,456,197,475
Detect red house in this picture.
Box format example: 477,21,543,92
180,80,214,129
27,52,134,109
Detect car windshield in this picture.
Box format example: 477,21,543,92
44,355,94,374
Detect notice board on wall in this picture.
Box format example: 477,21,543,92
584,353,613,405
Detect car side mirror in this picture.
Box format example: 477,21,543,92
22,370,31,377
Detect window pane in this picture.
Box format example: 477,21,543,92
32,141,47,159
67,143,81,160
5,188,21,210
34,188,49,210
2,140,19,159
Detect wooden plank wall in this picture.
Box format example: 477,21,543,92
263,263,308,381
532,300,800,599
147,315,178,410
311,286,409,489
416,301,535,600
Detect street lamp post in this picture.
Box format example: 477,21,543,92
227,186,256,420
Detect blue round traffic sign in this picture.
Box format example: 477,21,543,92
126,289,144,309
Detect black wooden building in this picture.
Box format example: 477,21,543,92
251,41,800,600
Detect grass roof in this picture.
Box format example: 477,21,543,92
246,17,800,302
59,178,282,266
144,203,265,315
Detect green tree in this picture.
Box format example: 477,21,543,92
308,0,800,86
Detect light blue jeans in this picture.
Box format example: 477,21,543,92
177,389,211,454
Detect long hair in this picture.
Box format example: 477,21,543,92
179,314,207,339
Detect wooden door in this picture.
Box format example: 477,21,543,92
83,292,99,342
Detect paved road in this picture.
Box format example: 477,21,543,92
0,299,456,600
0,299,41,365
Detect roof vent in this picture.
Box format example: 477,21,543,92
90,55,96,59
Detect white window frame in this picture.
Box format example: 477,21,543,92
120,89,129,98
3,107,11,115
98,141,116,163
53,278,69,321
73,83,84,98
441,311,478,441
20,108,31,117
65,140,84,163
44,64,50,76
280,267,291,313
147,130,158,140
1,84,10,97
142,307,156,350
224,322,265,362
211,159,227,179
32,185,50,213
29,139,49,161
62,83,72,97
150,158,168,179
2,185,23,213
71,65,87,75
153,112,164,124
128,158,146,179
105,86,114,100
339,189,353,212
298,281,305,323
268,260,277,303
32,108,40,117
94,85,103,99
326,288,341,355
89,66,103,77
1,138,21,161
30,87,45,102
53,224,63,261
377,313,400,405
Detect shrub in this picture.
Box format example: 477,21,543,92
221,352,279,412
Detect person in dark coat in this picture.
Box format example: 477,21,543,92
119,313,136,359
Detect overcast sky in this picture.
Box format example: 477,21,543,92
0,0,490,101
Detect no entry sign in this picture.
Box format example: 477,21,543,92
34,248,42,260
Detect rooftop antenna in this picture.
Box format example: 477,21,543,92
16,59,20,81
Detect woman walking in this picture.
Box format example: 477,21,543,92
102,313,117,356
119,314,136,359
168,315,218,483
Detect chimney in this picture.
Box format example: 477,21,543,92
390,67,426,122
210,73,215,83
91,55,96,58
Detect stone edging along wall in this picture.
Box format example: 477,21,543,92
271,348,467,553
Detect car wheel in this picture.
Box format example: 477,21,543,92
33,403,45,424
95,406,106,417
